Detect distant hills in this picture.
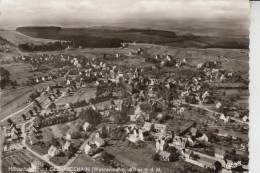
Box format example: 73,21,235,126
16,26,249,49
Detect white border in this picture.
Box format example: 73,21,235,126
249,2,260,173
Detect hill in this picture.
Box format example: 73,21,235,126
0,30,58,46
16,26,249,49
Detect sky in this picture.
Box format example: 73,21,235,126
0,0,250,28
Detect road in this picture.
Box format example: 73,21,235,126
0,92,47,123
186,102,248,125
17,93,92,172
0,89,68,171
0,102,34,123
0,92,46,173
0,82,98,172
20,115,91,172
21,120,62,169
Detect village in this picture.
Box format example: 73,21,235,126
0,40,249,173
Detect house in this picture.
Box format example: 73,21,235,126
216,102,222,109
170,136,187,149
215,148,226,159
127,134,140,144
154,124,167,134
142,122,153,132
94,137,105,148
132,103,151,122
219,114,229,123
190,127,198,137
10,128,19,141
158,150,172,162
83,121,90,132
127,127,145,143
62,141,72,151
225,159,242,170
48,145,61,157
66,133,72,141
88,132,105,148
84,144,91,154
242,115,249,122
180,149,192,159
155,138,168,153
31,125,40,134
197,133,209,143
29,159,44,172
48,102,57,111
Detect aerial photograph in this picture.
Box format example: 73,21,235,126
0,0,249,173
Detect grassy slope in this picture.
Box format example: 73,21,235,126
0,30,58,46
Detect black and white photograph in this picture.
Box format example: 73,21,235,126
0,0,250,173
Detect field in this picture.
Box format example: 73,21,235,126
0,30,58,46
56,87,96,105
70,153,108,170
0,81,56,122
2,150,37,173
140,44,248,73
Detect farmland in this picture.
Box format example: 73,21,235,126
0,30,58,46
2,150,48,173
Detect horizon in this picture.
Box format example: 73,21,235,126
0,0,250,35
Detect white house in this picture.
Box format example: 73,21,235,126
84,144,91,154
83,122,90,132
142,122,153,132
66,133,72,141
62,141,71,152
48,145,60,157
94,137,105,148
197,133,209,143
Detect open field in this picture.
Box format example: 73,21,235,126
56,87,96,105
0,81,55,122
70,153,107,169
2,150,36,173
0,63,41,83
0,30,58,46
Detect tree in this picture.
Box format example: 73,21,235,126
214,161,222,172
50,137,60,147
7,118,13,125
79,107,102,125
21,114,27,121
0,67,10,89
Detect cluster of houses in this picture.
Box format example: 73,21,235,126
2,121,23,152
146,54,187,68
4,47,248,172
